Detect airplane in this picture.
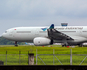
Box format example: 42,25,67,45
25,42,34,45
2,24,87,47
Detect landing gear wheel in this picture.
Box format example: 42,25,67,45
15,44,18,46
15,41,18,46
62,43,69,47
78,44,83,47
62,45,64,47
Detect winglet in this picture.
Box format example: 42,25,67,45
49,24,54,29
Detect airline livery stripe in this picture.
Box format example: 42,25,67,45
17,31,31,33
61,31,76,32
82,31,87,32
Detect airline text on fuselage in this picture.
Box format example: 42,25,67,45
55,27,83,30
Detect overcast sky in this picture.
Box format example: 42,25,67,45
0,0,87,35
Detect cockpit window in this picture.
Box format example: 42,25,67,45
5,31,7,33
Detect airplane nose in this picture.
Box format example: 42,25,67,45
2,33,5,37
2,33,7,38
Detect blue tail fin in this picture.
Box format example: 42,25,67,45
49,24,54,29
25,42,27,45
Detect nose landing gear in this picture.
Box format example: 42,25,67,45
15,41,18,46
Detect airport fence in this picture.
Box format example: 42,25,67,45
0,49,87,65
0,51,29,65
36,49,87,65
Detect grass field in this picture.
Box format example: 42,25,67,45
0,45,87,65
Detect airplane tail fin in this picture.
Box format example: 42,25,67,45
25,42,27,45
49,24,54,29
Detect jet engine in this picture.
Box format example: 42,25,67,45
33,37,53,46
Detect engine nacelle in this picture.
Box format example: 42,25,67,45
33,37,53,46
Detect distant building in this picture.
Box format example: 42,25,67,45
61,23,68,26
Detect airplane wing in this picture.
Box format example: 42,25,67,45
47,24,74,40
47,28,74,40
68,36,87,42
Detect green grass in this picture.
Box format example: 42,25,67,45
0,45,87,65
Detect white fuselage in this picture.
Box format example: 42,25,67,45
2,27,48,42
2,26,87,45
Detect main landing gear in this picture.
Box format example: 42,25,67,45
62,43,69,47
15,41,18,46
62,44,69,47
78,44,83,47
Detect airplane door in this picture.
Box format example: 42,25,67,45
13,29,21,39
76,30,82,36
34,28,39,36
9,30,13,37
80,31,82,34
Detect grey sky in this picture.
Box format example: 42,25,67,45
0,0,87,35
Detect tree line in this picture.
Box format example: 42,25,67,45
0,37,24,45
